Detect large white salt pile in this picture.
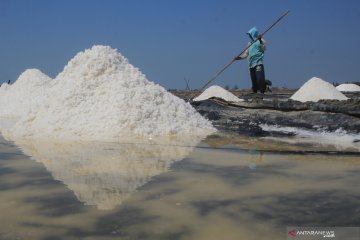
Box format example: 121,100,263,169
194,85,243,102
5,45,215,140
336,83,360,92
0,69,52,117
290,77,348,102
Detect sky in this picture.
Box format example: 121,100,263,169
0,0,360,90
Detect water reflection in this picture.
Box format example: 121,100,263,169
203,132,360,152
8,137,200,210
1,134,360,239
247,150,264,170
0,117,18,130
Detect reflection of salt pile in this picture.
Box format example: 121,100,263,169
4,45,215,140
13,137,198,210
0,69,51,117
290,77,348,102
194,85,243,102
336,83,360,92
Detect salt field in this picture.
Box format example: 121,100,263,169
2,0,360,238
1,45,360,239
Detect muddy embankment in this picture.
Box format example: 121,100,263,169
171,89,360,137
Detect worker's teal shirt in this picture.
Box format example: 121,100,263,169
247,27,265,68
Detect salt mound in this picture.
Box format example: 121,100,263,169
6,45,215,140
0,83,10,90
336,83,360,92
194,85,243,102
290,77,348,102
0,69,52,117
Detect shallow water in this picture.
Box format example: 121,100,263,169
0,134,359,240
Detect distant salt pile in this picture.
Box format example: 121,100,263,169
336,83,360,92
290,77,348,103
0,69,52,117
5,45,215,140
194,85,243,102
0,83,10,91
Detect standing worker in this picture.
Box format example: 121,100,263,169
235,27,267,93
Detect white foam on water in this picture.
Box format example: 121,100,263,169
1,45,216,141
290,77,348,102
336,83,360,92
260,124,360,151
193,85,244,102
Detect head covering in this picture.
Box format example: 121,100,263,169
247,27,259,40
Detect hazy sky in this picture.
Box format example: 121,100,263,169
0,0,359,90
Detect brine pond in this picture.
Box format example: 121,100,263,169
0,133,359,240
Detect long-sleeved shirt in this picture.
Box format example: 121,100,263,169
241,27,266,68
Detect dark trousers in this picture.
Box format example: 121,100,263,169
250,64,266,93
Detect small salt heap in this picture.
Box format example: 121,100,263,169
4,45,216,140
0,69,52,117
290,77,348,102
194,85,243,102
336,83,360,92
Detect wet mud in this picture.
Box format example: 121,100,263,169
173,90,360,136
